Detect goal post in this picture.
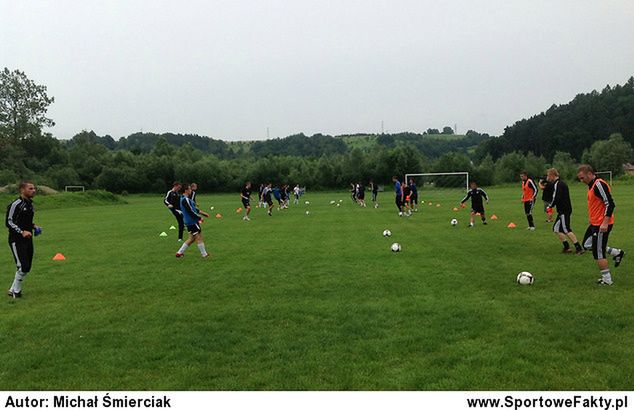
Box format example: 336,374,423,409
65,185,85,192
595,171,613,186
405,172,469,190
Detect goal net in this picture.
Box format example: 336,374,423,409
65,185,85,192
404,172,469,205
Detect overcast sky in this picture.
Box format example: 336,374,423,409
2,1,633,140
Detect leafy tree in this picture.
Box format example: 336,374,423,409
0,68,54,141
442,126,454,135
581,133,633,176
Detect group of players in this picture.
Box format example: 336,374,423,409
392,165,625,285
3,164,627,298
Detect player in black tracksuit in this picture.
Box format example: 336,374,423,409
460,181,489,227
164,182,184,241
539,176,554,222
546,169,583,254
6,181,39,298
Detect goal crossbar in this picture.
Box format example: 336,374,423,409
405,172,469,190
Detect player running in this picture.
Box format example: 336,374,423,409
5,181,40,298
241,182,252,221
164,181,184,241
577,165,626,285
176,184,210,258
460,181,489,227
520,171,538,230
546,168,583,254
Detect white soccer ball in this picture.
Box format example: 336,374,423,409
305,201,310,205
451,218,458,226
391,243,401,252
305,211,310,215
516,271,534,285
336,203,340,207
383,229,392,237
330,200,336,205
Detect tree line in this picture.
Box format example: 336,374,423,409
1,67,633,194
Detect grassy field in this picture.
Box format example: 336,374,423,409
1,183,633,390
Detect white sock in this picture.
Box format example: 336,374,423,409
11,269,25,293
197,243,207,256
177,243,189,254
601,269,613,283
607,247,621,257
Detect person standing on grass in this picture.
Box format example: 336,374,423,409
258,183,265,208
545,168,583,254
539,176,554,223
392,176,406,216
293,184,300,205
357,181,366,207
520,171,538,230
176,183,210,258
190,182,199,205
460,181,489,227
577,165,626,285
164,181,184,241
241,182,252,221
262,183,274,216
6,181,39,298
408,178,419,212
370,179,379,208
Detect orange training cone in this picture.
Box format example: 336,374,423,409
215,213,222,219
453,207,458,211
53,253,66,261
236,208,243,213
491,214,498,220
507,222,516,229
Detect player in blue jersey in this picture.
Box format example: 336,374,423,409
392,176,405,216
175,184,210,258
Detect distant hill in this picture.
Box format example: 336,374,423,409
477,76,634,160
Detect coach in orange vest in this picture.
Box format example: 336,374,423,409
520,171,538,230
577,165,626,285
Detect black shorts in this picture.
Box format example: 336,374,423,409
9,238,34,273
471,205,485,215
242,198,250,208
553,213,572,234
266,199,273,206
582,224,613,260
187,224,202,236
523,201,534,215
410,194,418,204
358,192,365,200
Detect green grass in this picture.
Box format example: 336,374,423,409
1,183,633,390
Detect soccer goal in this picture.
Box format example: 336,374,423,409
595,171,613,186
65,185,85,192
404,172,469,204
